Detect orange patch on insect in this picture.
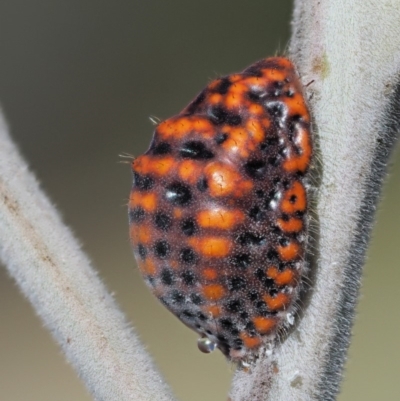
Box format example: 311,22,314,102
197,208,245,230
202,268,218,280
205,162,253,197
247,103,265,117
208,93,223,105
262,68,287,82
281,181,306,214
203,304,222,318
277,241,301,261
130,224,151,244
173,208,183,219
284,93,310,122
129,192,157,212
225,83,248,108
178,160,202,184
283,126,312,173
189,236,232,258
202,284,226,301
252,316,276,334
240,333,262,349
264,293,291,311
141,259,157,276
222,127,253,158
133,155,175,176
277,216,303,232
246,118,267,142
267,266,296,286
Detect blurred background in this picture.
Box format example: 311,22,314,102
0,1,399,400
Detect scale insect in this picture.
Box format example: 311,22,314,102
129,57,312,362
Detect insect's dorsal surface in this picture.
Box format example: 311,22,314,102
129,57,312,362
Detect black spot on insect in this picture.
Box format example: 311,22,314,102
295,210,305,218
281,213,290,222
180,248,197,265
261,136,280,150
242,64,263,77
286,89,295,97
233,338,243,349
226,299,243,313
151,141,171,155
184,90,207,115
272,177,281,186
129,207,145,223
170,290,185,304
217,334,228,344
154,212,172,231
232,254,251,269
268,156,279,166
197,312,207,321
154,240,171,259
181,310,194,319
214,77,231,94
181,218,197,236
247,89,265,103
238,232,266,246
255,300,267,312
256,189,265,198
245,321,256,335
267,249,279,260
268,287,278,297
220,318,233,330
190,294,203,305
165,182,192,206
240,311,249,320
289,194,297,203
248,290,259,301
215,132,228,144
137,244,147,260
279,237,290,247
182,270,197,286
244,159,267,179
228,276,246,291
249,206,264,222
267,102,285,118
197,178,208,192
208,106,242,126
231,328,239,336
255,268,265,281
263,277,276,289
227,113,242,126
160,269,175,286
133,172,154,191
180,141,214,160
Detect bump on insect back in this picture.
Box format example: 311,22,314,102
129,57,313,363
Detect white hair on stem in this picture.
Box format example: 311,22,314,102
230,1,400,400
0,112,176,401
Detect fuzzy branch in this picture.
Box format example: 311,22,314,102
0,113,176,401
229,1,400,400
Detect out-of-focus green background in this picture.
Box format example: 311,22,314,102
0,1,399,400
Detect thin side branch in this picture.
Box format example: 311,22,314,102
0,113,176,401
230,1,400,400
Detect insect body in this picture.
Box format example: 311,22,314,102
129,57,312,361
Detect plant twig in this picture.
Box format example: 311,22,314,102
230,1,400,400
0,113,176,401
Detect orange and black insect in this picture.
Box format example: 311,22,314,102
129,57,312,362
